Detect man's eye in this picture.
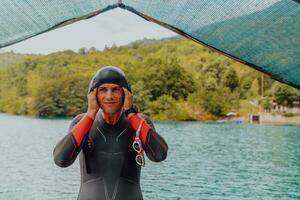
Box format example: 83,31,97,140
99,88,106,92
113,88,122,92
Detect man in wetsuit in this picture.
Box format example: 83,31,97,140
53,66,168,200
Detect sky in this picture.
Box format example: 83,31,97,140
0,8,177,55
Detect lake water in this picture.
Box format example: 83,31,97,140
0,114,300,200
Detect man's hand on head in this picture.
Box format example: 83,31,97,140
122,87,133,112
87,88,100,119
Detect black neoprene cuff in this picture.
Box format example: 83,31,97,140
124,105,138,116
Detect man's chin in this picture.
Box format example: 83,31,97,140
102,108,122,115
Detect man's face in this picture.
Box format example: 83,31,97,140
97,83,124,114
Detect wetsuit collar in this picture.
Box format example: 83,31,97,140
96,110,126,129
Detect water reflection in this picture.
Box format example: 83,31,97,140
0,114,299,199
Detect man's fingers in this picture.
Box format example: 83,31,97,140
90,88,97,96
123,88,128,97
122,87,133,112
123,88,131,94
123,88,133,99
88,88,96,96
124,88,133,102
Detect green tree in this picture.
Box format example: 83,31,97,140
222,68,239,92
261,98,272,112
89,47,97,52
148,95,193,121
78,48,87,54
274,84,300,107
35,76,88,117
197,86,240,117
142,56,195,101
131,81,151,114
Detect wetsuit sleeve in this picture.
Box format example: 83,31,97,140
129,113,168,162
53,113,91,168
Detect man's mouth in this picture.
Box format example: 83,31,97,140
103,102,117,105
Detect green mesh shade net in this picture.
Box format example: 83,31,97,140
0,0,299,88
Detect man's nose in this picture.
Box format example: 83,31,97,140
105,90,113,99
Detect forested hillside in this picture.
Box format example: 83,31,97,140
0,38,299,120
0,52,33,68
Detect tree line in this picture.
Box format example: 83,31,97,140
0,38,299,120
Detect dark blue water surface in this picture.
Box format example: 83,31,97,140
0,114,300,200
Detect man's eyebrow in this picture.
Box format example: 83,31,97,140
98,86,121,89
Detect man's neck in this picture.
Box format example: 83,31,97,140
101,110,122,125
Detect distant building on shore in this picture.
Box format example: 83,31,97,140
272,100,300,114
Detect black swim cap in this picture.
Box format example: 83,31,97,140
88,66,131,93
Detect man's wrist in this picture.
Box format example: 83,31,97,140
124,105,138,117
86,110,98,120
127,113,136,119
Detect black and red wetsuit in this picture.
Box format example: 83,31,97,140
53,111,168,200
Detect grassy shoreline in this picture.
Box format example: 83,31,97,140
1,112,299,125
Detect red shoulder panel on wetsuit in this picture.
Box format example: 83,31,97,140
71,115,94,146
128,114,150,144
